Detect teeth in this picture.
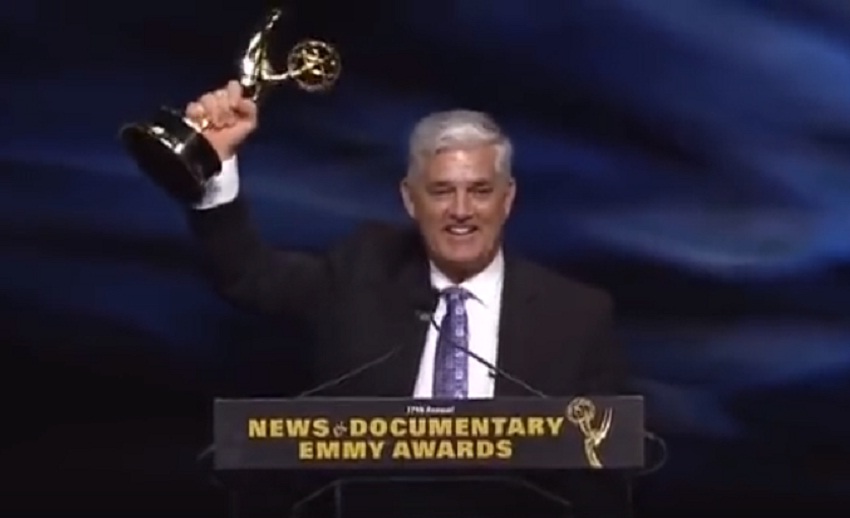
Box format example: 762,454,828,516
447,226,475,235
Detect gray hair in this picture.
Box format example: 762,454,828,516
406,109,513,179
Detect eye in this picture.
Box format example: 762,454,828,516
426,184,454,196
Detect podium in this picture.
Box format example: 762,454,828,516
211,396,645,518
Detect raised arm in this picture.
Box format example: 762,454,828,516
181,81,332,322
187,164,331,322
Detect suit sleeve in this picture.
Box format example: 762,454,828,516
562,297,634,518
186,194,332,323
578,297,629,395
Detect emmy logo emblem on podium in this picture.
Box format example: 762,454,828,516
119,8,341,203
566,397,613,469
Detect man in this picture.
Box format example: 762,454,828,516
183,80,632,517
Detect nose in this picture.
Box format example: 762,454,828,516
449,191,473,220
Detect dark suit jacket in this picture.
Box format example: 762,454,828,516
188,196,632,518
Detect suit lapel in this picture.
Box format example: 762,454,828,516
376,233,435,397
364,233,541,398
495,258,540,397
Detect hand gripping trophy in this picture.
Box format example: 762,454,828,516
118,9,341,202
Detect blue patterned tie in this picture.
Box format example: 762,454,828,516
433,287,470,399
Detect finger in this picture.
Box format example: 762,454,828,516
234,98,257,121
214,89,237,127
197,93,219,127
226,80,243,107
198,90,230,128
185,101,205,123
185,101,211,131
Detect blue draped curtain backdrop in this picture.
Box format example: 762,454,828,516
2,0,850,515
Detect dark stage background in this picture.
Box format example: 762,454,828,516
3,0,850,516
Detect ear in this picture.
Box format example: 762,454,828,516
502,178,517,218
400,178,416,219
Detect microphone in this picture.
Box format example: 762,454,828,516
296,286,442,398
196,342,413,463
294,344,407,398
424,313,546,398
198,287,668,476
196,345,412,463
422,311,668,477
196,288,440,464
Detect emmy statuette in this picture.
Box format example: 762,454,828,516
119,9,341,203
566,397,613,469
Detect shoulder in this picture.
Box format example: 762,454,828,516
326,220,421,278
513,258,614,315
336,220,417,256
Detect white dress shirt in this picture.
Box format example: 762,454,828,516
194,157,504,399
413,254,504,399
193,156,241,209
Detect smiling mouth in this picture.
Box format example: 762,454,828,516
444,224,479,236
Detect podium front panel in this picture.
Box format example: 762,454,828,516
213,396,644,471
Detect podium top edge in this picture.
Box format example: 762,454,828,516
212,395,645,403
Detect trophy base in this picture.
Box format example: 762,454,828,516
119,108,222,204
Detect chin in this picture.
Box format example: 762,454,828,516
440,250,488,270
428,236,494,270
439,244,481,260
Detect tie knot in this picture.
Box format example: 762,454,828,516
442,286,470,303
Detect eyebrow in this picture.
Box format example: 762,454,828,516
427,179,494,188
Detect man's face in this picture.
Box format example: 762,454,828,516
401,144,516,279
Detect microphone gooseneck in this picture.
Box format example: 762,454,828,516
200,293,668,477
426,313,547,398
423,310,667,477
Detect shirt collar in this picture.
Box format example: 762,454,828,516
429,251,505,308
